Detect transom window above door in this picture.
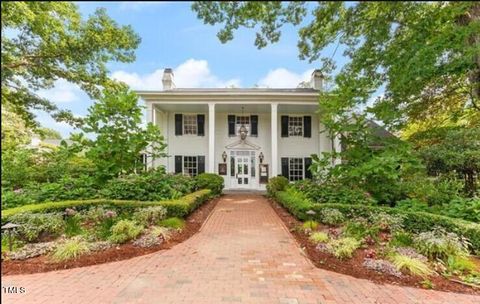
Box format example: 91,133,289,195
183,115,198,135
288,116,303,137
235,116,250,134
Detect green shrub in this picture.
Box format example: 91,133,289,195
158,217,185,230
100,171,195,201
319,208,345,226
413,229,470,261
266,176,289,196
2,189,211,221
397,197,480,223
273,189,480,253
309,232,329,244
370,212,404,232
446,256,476,274
390,254,433,277
64,214,83,237
302,220,319,231
328,237,362,259
195,173,224,195
292,179,375,205
344,220,379,241
1,188,37,210
274,188,312,220
109,220,143,244
9,212,65,242
389,231,414,248
132,206,167,227
51,237,90,262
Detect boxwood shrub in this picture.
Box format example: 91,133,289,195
2,189,212,222
273,190,480,253
194,173,224,195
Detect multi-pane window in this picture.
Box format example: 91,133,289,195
289,158,304,181
183,115,197,135
183,156,198,177
288,116,303,136
236,116,250,134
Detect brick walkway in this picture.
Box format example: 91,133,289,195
3,194,479,304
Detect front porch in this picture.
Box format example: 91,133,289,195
140,89,340,190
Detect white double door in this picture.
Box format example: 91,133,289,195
235,155,250,188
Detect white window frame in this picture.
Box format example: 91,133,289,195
288,116,303,137
288,157,304,182
183,156,198,177
183,114,198,135
235,115,250,135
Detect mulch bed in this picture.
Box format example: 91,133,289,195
269,198,480,295
2,196,220,276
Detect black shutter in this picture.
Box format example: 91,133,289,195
228,115,236,136
304,157,312,179
198,156,205,174
250,115,258,137
197,114,205,136
304,116,311,138
281,157,289,179
175,155,182,174
175,114,183,136
281,116,289,137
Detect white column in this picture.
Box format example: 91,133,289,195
145,103,154,170
271,103,278,177
208,103,215,173
333,135,342,165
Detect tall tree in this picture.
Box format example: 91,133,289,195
1,2,141,128
72,87,167,181
192,2,480,129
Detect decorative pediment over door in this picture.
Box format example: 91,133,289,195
225,139,261,150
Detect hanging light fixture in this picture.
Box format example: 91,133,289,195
239,106,248,140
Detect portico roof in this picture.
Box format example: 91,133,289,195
136,88,320,103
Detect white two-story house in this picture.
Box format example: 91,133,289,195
137,68,340,191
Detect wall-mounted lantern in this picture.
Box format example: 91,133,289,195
259,152,264,164
222,151,227,163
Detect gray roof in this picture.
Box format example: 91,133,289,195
136,87,319,94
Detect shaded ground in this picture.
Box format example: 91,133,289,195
2,194,479,304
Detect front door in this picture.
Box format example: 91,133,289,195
235,155,250,188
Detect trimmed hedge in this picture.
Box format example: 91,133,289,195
2,189,211,221
274,190,480,253
195,173,224,195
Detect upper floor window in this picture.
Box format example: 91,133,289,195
236,116,250,135
183,115,197,135
288,116,303,137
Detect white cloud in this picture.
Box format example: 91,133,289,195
257,68,314,88
36,79,83,103
111,59,241,90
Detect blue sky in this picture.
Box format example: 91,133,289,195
38,1,349,137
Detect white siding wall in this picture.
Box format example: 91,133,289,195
150,104,334,189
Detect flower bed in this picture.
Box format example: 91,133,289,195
270,185,480,293
1,189,213,272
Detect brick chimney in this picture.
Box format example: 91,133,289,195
162,68,175,90
310,69,323,91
